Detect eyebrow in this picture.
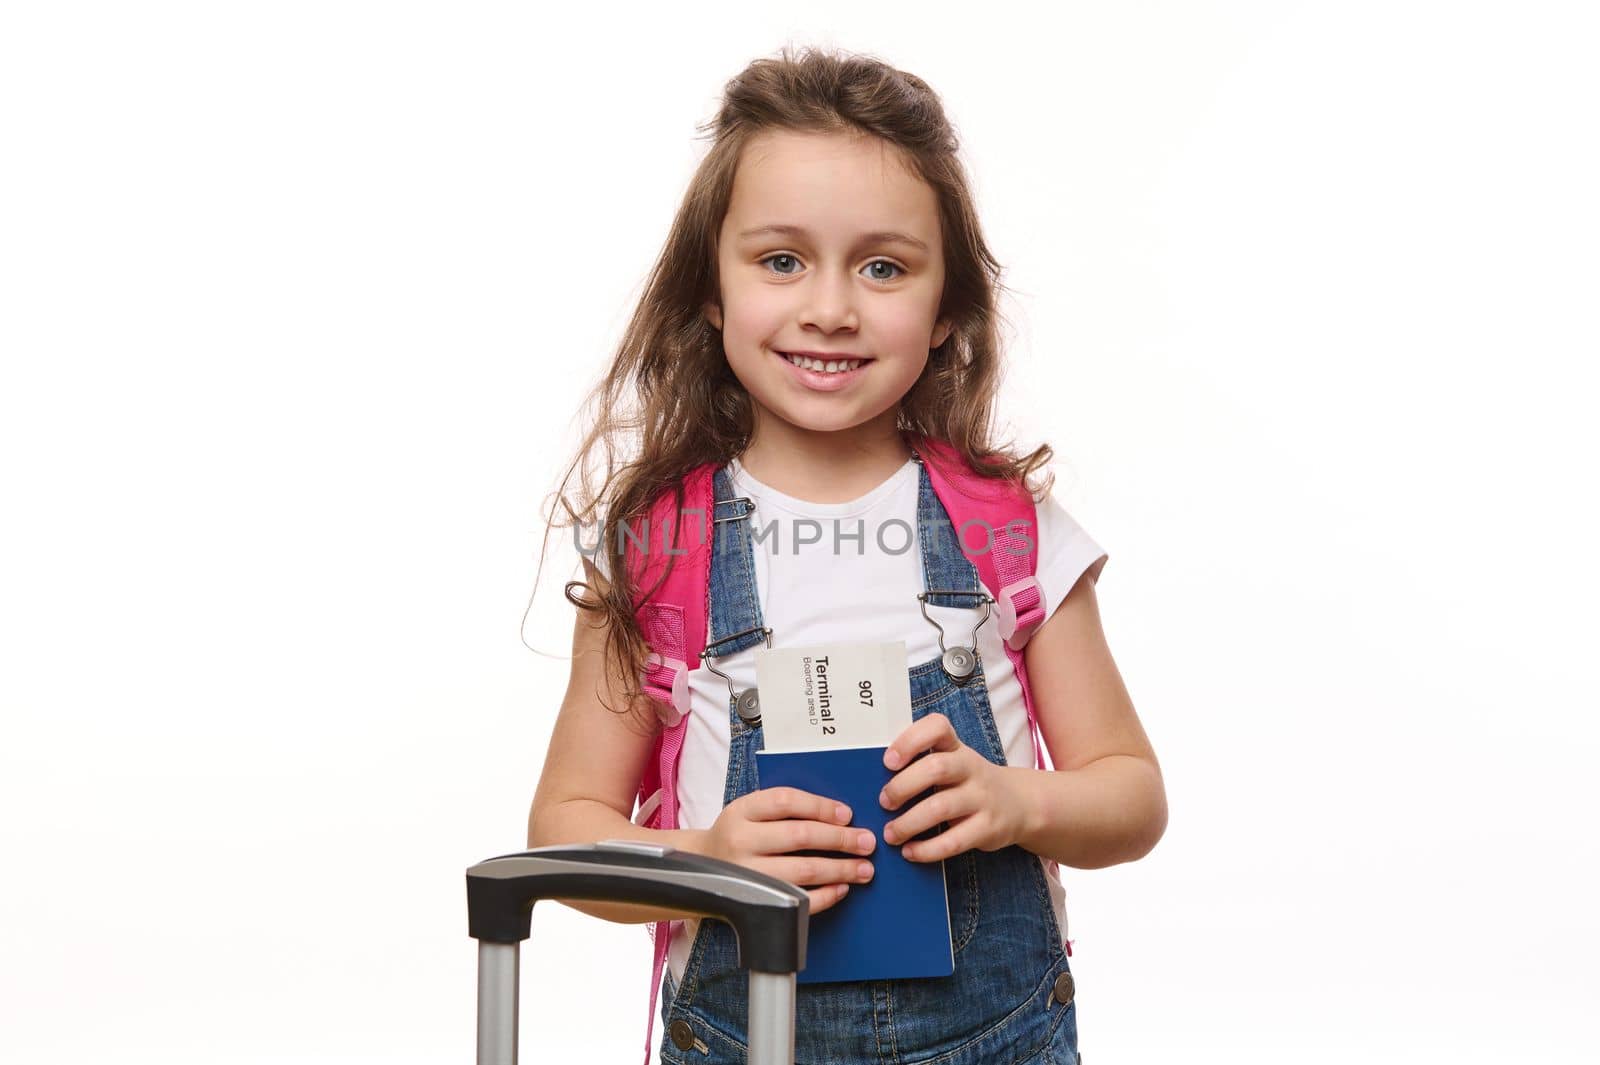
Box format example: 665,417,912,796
736,224,930,253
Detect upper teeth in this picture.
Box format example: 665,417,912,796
783,353,863,373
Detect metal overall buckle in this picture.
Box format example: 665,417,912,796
916,589,994,682
702,624,772,728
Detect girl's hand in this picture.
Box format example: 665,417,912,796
699,786,878,915
879,712,1029,862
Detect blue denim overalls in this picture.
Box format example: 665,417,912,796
658,461,1079,1065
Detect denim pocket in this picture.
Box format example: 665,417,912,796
948,847,982,954
659,968,679,1027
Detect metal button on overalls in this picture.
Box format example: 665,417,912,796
668,1018,697,1051
941,644,976,679
1049,971,1075,1007
735,688,761,726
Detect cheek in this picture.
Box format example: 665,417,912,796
880,305,942,351
718,282,783,341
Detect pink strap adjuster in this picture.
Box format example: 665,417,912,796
995,575,1045,650
642,652,689,727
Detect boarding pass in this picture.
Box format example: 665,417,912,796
754,641,914,754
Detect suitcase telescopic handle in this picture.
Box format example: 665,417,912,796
466,839,809,971
466,840,810,1065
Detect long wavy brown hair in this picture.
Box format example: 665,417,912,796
533,44,1057,735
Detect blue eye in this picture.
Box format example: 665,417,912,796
758,255,905,281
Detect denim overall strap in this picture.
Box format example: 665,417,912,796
706,466,772,814
706,467,769,661
658,460,1079,1065
916,457,986,609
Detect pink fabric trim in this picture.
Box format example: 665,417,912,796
642,646,689,726
1003,640,1047,771
990,509,1045,654
995,573,1045,650
643,716,687,1065
627,462,716,1065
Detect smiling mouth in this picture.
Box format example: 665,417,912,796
776,351,872,374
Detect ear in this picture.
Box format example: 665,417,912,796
703,301,723,331
931,317,953,349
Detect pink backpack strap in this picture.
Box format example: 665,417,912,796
910,435,1048,772
622,462,716,1065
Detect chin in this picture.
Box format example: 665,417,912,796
768,405,868,434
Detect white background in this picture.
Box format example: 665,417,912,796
3,2,1596,1062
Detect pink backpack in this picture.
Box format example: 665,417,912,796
622,434,1057,1063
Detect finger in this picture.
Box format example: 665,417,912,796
766,854,876,889
783,821,878,857
883,712,958,771
749,786,851,826
807,882,851,916
883,786,977,848
747,819,875,857
898,816,980,863
879,750,964,813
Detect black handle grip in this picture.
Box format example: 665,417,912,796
465,840,810,974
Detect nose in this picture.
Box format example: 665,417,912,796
797,266,859,334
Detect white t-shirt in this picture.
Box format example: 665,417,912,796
590,456,1108,984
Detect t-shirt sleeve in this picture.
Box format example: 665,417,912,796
1032,492,1109,624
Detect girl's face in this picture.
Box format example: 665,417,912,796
706,129,952,439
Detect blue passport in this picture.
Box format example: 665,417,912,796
754,744,954,984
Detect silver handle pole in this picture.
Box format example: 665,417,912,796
746,970,796,1065
477,942,519,1065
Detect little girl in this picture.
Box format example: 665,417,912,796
528,45,1166,1065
